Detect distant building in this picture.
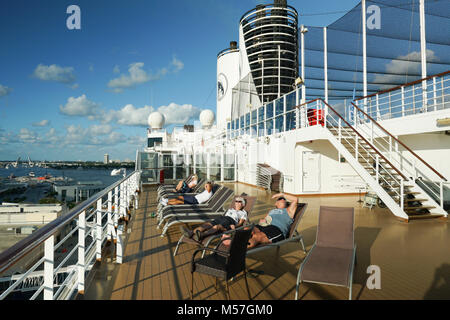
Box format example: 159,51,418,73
104,154,109,164
53,181,104,203
0,203,63,226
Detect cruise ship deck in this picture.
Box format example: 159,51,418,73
80,183,450,300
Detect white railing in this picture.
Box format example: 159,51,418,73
349,100,447,212
300,99,409,211
0,171,141,300
354,71,449,122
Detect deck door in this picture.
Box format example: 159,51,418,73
302,151,320,192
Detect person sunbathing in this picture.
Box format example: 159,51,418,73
160,181,213,206
181,196,247,241
174,174,198,193
247,193,297,249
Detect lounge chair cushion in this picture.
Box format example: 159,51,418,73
316,206,354,250
193,254,228,279
301,246,354,286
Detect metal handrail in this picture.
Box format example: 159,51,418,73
354,70,450,101
350,102,447,182
0,171,138,274
303,98,408,181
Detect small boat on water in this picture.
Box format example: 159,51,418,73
29,172,35,177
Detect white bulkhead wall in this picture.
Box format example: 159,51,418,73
217,51,240,131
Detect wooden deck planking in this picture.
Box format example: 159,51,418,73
81,182,450,300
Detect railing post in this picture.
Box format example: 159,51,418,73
107,190,113,241
389,136,393,160
400,179,404,211
401,87,405,117
440,181,444,209
338,118,342,143
388,91,391,118
43,235,54,300
116,224,123,264
371,121,374,143
324,101,328,128
412,85,416,113
376,94,380,121
78,210,86,294
433,77,437,111
96,198,102,261
376,154,379,183
355,135,359,160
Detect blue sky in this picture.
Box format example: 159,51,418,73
0,0,360,161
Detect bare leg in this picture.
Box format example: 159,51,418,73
175,180,183,191
247,228,271,249
167,196,185,205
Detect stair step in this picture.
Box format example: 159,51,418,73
404,206,436,211
388,191,420,195
404,198,428,202
408,213,445,220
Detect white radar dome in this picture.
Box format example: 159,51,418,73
148,112,165,129
199,110,215,128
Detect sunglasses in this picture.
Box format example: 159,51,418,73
277,197,286,201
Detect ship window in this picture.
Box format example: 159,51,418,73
258,106,264,122
275,115,284,133
286,91,296,111
258,121,265,136
286,111,295,130
266,102,273,119
245,113,250,127
275,98,284,116
147,137,162,148
266,118,273,135
251,110,257,125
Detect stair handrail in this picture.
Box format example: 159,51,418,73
350,101,447,182
304,99,408,181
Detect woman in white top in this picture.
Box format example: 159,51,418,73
165,182,213,206
181,197,247,241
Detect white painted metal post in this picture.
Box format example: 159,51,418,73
401,87,405,117
283,95,287,132
116,225,123,264
107,190,112,241
433,77,437,111
440,181,444,209
355,135,359,160
338,118,342,161
96,198,102,261
43,235,54,300
362,0,368,111
296,87,300,129
419,0,427,108
114,186,119,240
375,154,380,183
220,145,224,182
323,27,328,103
78,210,86,294
278,45,281,98
400,179,404,210
300,25,307,104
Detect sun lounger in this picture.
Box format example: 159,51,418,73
295,206,356,300
157,178,205,201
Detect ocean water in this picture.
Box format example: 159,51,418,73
0,167,123,186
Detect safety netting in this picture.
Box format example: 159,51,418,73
302,0,450,102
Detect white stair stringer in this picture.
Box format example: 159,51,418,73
322,127,410,221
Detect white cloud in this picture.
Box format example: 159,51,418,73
32,64,76,84
374,50,439,90
89,124,113,136
32,119,50,127
158,103,201,125
0,84,12,97
59,94,101,117
110,104,154,126
171,56,184,72
107,56,184,93
107,62,150,92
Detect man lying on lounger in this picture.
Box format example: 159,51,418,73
181,196,248,241
173,174,198,193
247,192,297,249
160,181,213,206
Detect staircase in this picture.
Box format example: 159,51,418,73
300,98,448,221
